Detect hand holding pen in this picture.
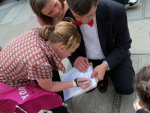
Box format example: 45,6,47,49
76,78,92,89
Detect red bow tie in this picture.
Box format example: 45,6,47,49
76,19,94,27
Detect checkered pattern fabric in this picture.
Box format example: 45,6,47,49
0,28,65,88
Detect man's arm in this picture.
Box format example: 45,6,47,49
104,5,131,70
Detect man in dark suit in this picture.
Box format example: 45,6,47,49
65,0,134,95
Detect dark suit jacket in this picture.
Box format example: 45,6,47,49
66,0,133,70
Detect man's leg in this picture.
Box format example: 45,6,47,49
108,64,135,95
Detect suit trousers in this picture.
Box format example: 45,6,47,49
89,59,135,95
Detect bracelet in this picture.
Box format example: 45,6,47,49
73,79,77,87
73,78,79,87
74,78,79,87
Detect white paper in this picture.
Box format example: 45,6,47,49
61,66,97,101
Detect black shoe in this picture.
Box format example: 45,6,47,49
51,106,69,113
97,78,108,93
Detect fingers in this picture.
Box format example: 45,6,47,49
91,71,97,79
74,57,89,72
82,81,91,89
91,65,106,81
133,99,138,111
84,58,89,66
77,78,91,89
133,99,143,111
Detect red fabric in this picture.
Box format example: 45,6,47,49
76,19,94,27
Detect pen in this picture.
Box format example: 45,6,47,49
77,80,87,83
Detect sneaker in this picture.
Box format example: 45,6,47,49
125,0,140,9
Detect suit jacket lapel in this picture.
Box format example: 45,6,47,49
96,4,110,55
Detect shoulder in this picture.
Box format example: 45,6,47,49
97,0,125,15
96,0,126,23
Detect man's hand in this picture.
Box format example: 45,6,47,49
74,56,89,72
91,63,107,81
133,99,146,111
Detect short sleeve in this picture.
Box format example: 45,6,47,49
27,62,53,80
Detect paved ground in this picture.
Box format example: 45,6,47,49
0,0,150,113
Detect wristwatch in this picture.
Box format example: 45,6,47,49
103,60,110,71
73,78,78,87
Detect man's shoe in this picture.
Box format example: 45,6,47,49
97,78,108,93
125,0,140,9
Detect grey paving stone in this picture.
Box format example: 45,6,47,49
0,16,40,48
120,92,136,113
0,4,25,24
126,3,143,21
128,19,150,53
32,12,36,17
0,10,6,21
131,56,140,73
139,56,150,69
0,0,26,11
18,16,41,34
0,8,11,22
145,0,150,18
139,0,145,3
0,0,16,6
11,2,33,26
0,23,25,48
66,86,115,113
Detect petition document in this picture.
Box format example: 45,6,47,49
61,66,97,101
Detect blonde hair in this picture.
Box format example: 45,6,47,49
134,66,150,111
39,18,81,50
29,0,64,25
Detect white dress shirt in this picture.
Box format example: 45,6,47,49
79,16,105,60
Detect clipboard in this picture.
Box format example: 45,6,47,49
61,62,98,101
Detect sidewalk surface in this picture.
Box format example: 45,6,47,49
0,0,150,113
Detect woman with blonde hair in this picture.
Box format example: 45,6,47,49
0,18,91,113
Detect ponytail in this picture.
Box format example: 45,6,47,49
39,25,55,41
39,17,81,50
